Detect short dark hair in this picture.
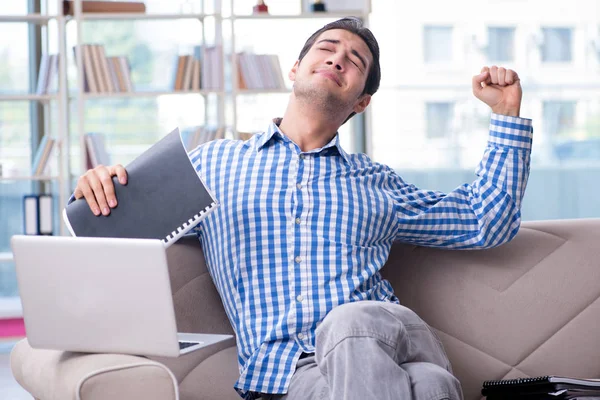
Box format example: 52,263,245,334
297,17,381,123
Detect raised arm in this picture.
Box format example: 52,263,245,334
387,66,533,249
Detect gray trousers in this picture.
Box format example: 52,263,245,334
261,301,463,400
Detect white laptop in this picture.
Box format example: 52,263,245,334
10,235,233,357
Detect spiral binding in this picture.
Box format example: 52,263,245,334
483,376,551,387
162,202,217,245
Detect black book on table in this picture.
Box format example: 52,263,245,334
482,376,600,399
63,128,219,247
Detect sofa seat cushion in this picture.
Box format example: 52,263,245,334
178,345,240,400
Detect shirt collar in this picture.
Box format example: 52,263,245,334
255,118,350,164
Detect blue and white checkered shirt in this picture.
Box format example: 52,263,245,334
189,113,533,398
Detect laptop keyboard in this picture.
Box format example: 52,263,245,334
179,341,201,350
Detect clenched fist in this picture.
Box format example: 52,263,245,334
472,66,522,117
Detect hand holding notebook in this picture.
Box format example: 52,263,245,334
63,128,219,247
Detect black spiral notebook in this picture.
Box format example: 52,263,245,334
63,128,219,247
482,376,600,399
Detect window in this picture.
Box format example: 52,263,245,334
487,27,515,62
369,1,599,221
541,27,573,62
543,101,576,137
426,102,454,139
423,26,453,63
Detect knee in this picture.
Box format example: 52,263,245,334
317,301,382,336
316,301,414,352
404,362,463,400
317,301,419,336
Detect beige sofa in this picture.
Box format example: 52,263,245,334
11,218,600,400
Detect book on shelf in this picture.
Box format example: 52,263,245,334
74,45,96,92
74,44,132,93
31,135,56,176
236,52,285,90
191,59,201,91
62,0,146,15
109,56,130,92
117,56,133,92
482,375,600,399
97,45,114,93
85,132,111,168
23,194,54,236
183,55,195,91
172,55,185,90
35,54,59,95
63,128,219,248
90,44,107,92
198,45,223,90
172,47,216,91
180,126,225,151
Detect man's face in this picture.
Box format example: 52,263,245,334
289,29,372,117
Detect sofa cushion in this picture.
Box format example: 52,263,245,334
178,345,240,400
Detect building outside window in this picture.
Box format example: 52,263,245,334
543,101,576,137
426,102,454,139
487,27,515,62
541,27,573,62
423,26,453,63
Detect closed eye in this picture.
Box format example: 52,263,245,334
319,47,363,71
347,57,363,72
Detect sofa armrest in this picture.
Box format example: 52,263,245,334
10,339,178,400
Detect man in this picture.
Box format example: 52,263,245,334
73,18,532,400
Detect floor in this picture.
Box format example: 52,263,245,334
1,341,33,400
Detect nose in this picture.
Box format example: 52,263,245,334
326,60,343,71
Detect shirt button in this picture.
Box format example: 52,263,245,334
294,256,302,263
299,154,305,160
296,294,304,302
296,183,302,190
295,218,301,225
297,332,304,340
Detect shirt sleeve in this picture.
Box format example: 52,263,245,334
386,113,533,249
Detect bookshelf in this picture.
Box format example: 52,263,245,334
0,4,70,249
0,94,57,102
79,12,216,20
0,14,60,23
0,176,60,182
75,88,227,99
68,0,226,173
230,12,367,20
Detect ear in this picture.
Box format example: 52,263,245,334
289,60,300,82
353,94,371,114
